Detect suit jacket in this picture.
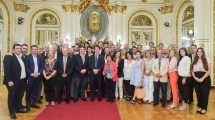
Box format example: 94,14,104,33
56,56,73,78
73,54,89,78
151,58,169,82
3,53,26,85
117,59,124,78
25,54,44,78
41,51,48,60
103,61,118,81
188,53,195,62
89,54,105,76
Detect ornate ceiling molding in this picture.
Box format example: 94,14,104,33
62,3,77,12
160,5,173,14
14,3,29,12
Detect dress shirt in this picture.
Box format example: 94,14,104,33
32,55,39,73
178,56,191,77
15,54,26,79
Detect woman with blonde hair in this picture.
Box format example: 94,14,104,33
143,50,154,104
168,49,178,109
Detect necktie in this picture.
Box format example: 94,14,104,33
95,55,98,68
63,57,67,74
159,59,161,70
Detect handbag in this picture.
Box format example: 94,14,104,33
136,86,146,99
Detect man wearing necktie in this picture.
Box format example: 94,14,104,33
73,46,89,102
152,50,169,108
89,45,105,102
56,48,73,104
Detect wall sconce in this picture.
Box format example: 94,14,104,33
18,17,24,25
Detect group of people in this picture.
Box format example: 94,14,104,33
3,39,211,119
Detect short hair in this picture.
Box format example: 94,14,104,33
149,42,154,45
79,46,85,49
125,51,134,59
137,44,142,47
106,54,113,60
132,46,137,49
94,45,100,49
158,43,164,46
21,44,28,47
13,44,21,49
31,45,38,49
132,41,136,44
190,44,197,48
87,46,92,50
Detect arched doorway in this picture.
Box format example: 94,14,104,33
30,9,61,46
128,10,158,48
176,1,193,49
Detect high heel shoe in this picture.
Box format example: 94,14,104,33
196,108,202,114
200,109,207,115
51,101,55,107
179,105,188,111
45,102,49,106
168,104,177,109
131,100,136,105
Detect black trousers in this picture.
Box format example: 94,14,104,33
194,72,211,110
6,79,25,114
153,81,167,104
123,80,134,97
105,78,116,100
189,76,194,102
90,74,103,99
43,77,56,102
57,76,71,100
73,76,87,99
178,76,190,103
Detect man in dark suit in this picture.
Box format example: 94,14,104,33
56,47,73,104
110,45,116,58
3,44,28,119
188,44,197,104
21,44,28,58
89,45,105,101
73,46,89,102
25,45,44,111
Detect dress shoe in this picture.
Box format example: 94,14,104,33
57,100,62,104
106,98,111,102
73,98,78,103
162,104,166,108
153,103,159,106
16,109,27,113
81,98,87,102
40,96,43,100
10,113,17,119
31,104,40,108
65,99,70,104
98,98,102,102
26,108,31,112
90,98,94,102
111,99,115,103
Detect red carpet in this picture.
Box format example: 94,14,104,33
36,99,121,120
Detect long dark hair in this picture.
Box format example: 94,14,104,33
177,48,188,66
114,51,122,62
191,48,208,71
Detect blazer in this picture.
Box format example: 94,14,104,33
103,61,118,81
151,58,169,82
25,54,44,78
117,59,124,78
3,53,26,85
89,54,105,75
73,54,89,78
56,56,73,77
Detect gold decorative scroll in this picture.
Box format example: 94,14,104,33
78,0,91,13
14,3,29,13
160,5,173,14
111,4,127,13
62,4,77,12
97,0,112,14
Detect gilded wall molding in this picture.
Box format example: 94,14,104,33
160,5,173,14
111,4,127,13
0,0,11,52
14,3,29,13
62,4,77,12
128,10,159,46
176,0,191,45
30,8,61,46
